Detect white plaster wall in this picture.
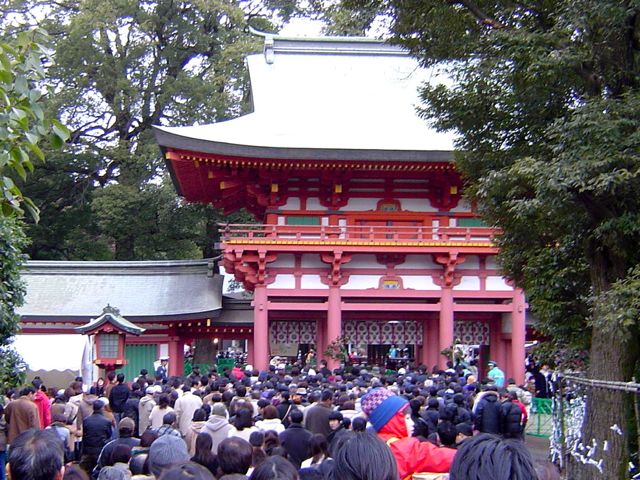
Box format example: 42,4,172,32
270,254,295,268
453,276,481,291
457,255,479,269
347,254,382,269
400,198,437,212
282,197,301,210
401,276,439,290
301,275,327,289
300,254,327,268
502,313,513,334
342,275,383,290
342,198,380,211
450,199,472,213
306,197,327,210
486,256,500,270
159,344,169,358
486,276,512,291
404,254,440,269
268,274,296,289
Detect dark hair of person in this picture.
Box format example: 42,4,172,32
192,408,207,422
449,434,538,480
63,464,90,480
20,386,36,397
249,455,299,480
309,434,329,463
158,394,170,409
218,437,253,475
234,407,254,430
109,444,132,465
262,405,278,420
249,431,264,447
437,421,458,448
263,431,281,456
331,432,398,480
351,417,367,432
321,390,333,402
158,461,215,480
140,430,158,448
9,429,64,480
107,371,116,381
289,409,303,424
190,433,218,476
298,468,323,480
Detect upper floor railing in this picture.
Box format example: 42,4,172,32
219,223,497,244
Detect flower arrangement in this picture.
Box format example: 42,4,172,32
323,336,348,362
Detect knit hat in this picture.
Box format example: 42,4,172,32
211,403,228,418
148,434,190,477
360,387,408,432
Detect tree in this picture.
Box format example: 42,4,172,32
322,0,640,476
2,0,282,260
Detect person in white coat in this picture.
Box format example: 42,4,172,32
174,385,203,437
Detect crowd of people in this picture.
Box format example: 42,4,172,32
0,358,560,480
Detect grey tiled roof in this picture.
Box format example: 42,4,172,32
19,260,223,322
75,305,146,335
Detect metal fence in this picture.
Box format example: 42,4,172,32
527,397,553,438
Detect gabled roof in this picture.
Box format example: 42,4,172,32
75,305,145,335
19,260,223,322
154,33,455,161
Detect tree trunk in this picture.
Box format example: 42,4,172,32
569,254,640,479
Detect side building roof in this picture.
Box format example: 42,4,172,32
154,34,455,163
18,260,223,323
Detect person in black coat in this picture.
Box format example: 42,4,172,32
80,400,113,475
499,390,524,439
108,373,130,423
278,409,313,469
474,388,501,435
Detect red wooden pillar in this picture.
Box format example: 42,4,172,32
168,336,184,376
438,287,454,369
511,289,526,384
326,286,342,371
253,284,270,371
489,318,504,374
316,318,325,364
246,337,254,367
427,318,440,372
420,317,430,367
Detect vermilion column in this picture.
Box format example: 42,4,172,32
511,289,526,384
168,336,184,376
420,317,430,367
438,287,454,369
326,286,342,371
427,319,440,372
489,318,502,371
253,284,269,371
316,318,325,364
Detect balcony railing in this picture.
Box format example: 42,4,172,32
219,223,497,244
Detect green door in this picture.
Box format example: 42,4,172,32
117,344,157,381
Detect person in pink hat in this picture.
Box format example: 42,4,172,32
361,387,456,479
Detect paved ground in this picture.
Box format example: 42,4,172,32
525,434,551,463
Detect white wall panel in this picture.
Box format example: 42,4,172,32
300,254,327,268
486,276,512,291
342,275,383,290
404,254,440,269
347,254,382,268
457,255,480,269
282,197,301,210
342,198,380,211
453,276,481,291
400,198,437,212
301,275,327,289
268,274,296,289
486,256,500,270
306,197,326,210
401,276,439,290
270,254,295,268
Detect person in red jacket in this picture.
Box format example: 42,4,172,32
31,378,51,429
360,387,456,479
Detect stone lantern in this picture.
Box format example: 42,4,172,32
75,305,145,373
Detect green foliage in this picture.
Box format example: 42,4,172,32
0,216,28,345
3,0,273,260
0,344,28,393
323,336,348,362
0,28,70,220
